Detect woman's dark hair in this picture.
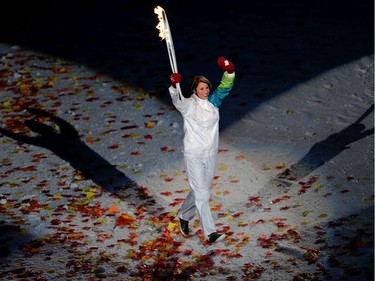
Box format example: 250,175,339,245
190,75,212,95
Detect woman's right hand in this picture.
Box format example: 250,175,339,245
170,73,182,88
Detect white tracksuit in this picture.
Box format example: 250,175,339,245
169,71,235,237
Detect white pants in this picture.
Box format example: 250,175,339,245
179,153,217,237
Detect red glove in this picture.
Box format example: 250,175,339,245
217,57,235,74
170,73,182,88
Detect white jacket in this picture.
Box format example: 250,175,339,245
169,89,219,157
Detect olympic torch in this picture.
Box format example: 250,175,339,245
154,6,182,98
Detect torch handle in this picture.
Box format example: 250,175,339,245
161,9,183,98
162,9,177,72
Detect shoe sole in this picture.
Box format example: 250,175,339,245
178,215,189,237
210,234,226,244
179,224,189,237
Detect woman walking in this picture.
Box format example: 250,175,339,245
169,57,235,244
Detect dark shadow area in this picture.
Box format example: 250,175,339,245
0,108,132,190
275,104,374,185
0,220,44,278
0,0,373,129
313,206,374,280
321,206,374,280
0,222,27,262
0,109,171,279
268,206,374,280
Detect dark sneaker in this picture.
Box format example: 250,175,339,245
208,232,225,244
179,218,189,237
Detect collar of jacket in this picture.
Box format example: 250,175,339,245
192,93,211,107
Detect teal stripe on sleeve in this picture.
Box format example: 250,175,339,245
208,73,235,108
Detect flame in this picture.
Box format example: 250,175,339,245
154,5,166,40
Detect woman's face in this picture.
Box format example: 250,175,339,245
195,82,210,100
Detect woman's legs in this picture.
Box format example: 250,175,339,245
181,154,217,237
179,191,196,221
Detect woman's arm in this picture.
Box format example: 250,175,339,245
169,73,189,115
208,71,235,108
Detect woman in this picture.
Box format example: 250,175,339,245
169,57,235,244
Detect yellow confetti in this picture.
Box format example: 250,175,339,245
167,222,178,232
97,218,109,224
363,196,374,204
146,121,157,128
33,78,43,89
2,100,11,107
218,166,228,171
47,77,57,87
174,189,187,195
86,192,97,199
277,227,288,232
133,102,143,109
118,164,130,170
84,188,97,200
53,194,62,199
302,210,310,217
286,109,294,114
263,165,271,170
276,163,286,169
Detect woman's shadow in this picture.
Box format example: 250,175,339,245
0,108,133,192
272,104,374,189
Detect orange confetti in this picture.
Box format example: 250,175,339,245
145,120,157,128
211,204,222,211
108,144,120,149
160,191,173,196
108,204,119,215
116,214,136,227
86,137,100,144
162,228,173,242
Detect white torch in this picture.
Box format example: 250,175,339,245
154,6,182,98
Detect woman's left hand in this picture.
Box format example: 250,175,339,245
218,57,235,74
